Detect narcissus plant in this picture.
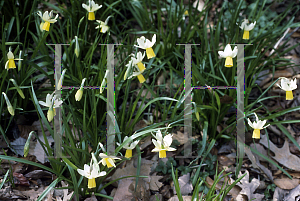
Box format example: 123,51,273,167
39,92,63,122
125,59,146,83
239,19,256,40
218,44,238,67
5,48,23,70
77,160,106,189
82,0,102,21
277,77,297,100
98,143,120,168
37,10,58,31
247,112,270,139
151,130,176,158
95,16,112,33
131,51,146,73
117,136,140,158
135,34,156,59
99,153,120,168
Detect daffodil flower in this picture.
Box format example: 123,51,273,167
2,92,14,116
116,136,140,158
9,79,25,99
99,153,121,168
131,51,146,73
37,10,58,31
151,130,176,158
82,0,102,21
57,69,67,91
126,58,146,83
100,70,109,94
39,92,63,122
74,36,79,58
184,10,189,16
135,34,156,59
96,16,112,33
98,142,120,168
5,49,23,70
277,77,297,100
77,161,106,189
218,44,238,67
75,78,86,101
239,19,256,40
247,113,270,139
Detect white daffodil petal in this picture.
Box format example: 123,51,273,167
163,134,173,147
247,118,254,129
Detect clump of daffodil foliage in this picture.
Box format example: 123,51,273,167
0,0,299,200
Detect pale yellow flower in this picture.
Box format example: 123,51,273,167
247,113,269,139
116,136,139,158
131,51,146,73
135,34,156,59
218,44,238,67
277,77,297,100
239,19,256,40
151,130,176,158
5,49,23,70
82,0,102,20
39,92,63,122
37,10,58,31
77,161,106,188
99,153,120,168
98,142,120,168
126,59,146,83
95,16,112,33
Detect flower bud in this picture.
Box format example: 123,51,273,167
47,108,54,122
2,92,14,116
75,89,83,101
75,78,86,101
74,36,79,58
24,131,34,157
8,106,15,116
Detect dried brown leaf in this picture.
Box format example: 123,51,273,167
232,170,264,201
274,178,299,190
260,135,300,171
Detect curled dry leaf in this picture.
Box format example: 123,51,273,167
13,172,30,186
